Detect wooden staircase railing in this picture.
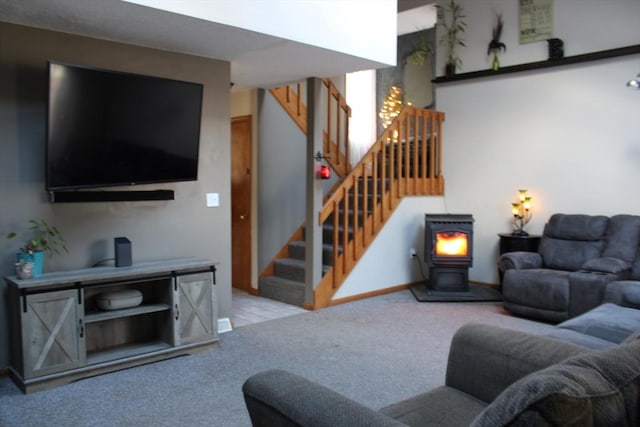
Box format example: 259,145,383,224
314,107,445,308
269,79,351,178
264,79,445,309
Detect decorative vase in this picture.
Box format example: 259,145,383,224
15,262,34,280
17,251,44,278
547,38,564,60
492,54,500,71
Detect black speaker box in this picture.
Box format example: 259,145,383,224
114,237,132,267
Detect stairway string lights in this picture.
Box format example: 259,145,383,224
379,85,411,129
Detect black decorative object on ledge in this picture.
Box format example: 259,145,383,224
433,44,640,84
547,38,564,60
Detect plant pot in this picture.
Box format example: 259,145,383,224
17,251,44,278
445,63,457,77
15,262,34,280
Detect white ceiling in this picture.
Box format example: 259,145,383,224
0,0,380,89
0,0,435,90
397,4,437,36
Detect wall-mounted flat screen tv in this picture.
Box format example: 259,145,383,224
46,62,203,191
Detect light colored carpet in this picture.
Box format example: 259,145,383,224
0,290,553,426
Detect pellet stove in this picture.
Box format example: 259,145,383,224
423,214,474,295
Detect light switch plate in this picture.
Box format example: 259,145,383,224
206,193,220,207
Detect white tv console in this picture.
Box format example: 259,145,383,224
5,257,219,393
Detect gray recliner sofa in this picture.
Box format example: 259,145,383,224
243,322,640,426
498,213,640,322
545,280,640,348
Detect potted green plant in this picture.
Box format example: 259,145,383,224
404,37,434,66
437,0,467,77
6,219,68,279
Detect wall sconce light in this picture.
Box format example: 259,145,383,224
314,152,332,180
511,189,532,236
627,73,640,89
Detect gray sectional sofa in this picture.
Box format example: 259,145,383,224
243,317,640,426
498,213,640,323
242,214,640,426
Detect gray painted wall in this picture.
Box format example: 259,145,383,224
256,80,345,275
257,90,306,270
0,23,231,369
433,0,640,284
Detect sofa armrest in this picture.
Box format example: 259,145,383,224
497,251,542,272
605,281,640,309
445,323,585,403
242,369,406,427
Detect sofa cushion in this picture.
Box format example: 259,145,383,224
581,257,630,275
544,328,615,349
470,339,640,427
539,238,605,271
502,269,570,311
602,214,640,262
538,214,608,271
544,214,609,241
605,281,640,308
380,386,486,427
556,303,640,344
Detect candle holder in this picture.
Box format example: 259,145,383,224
511,189,532,236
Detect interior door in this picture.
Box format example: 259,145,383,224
231,115,252,292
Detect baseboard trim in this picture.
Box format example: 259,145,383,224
326,280,499,308
329,284,410,307
469,280,500,289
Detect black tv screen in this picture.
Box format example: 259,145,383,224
46,62,203,191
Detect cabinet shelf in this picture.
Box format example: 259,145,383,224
85,303,171,324
87,341,172,365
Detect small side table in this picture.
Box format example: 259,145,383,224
498,233,541,254
497,233,542,287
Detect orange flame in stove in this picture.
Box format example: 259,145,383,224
435,232,468,256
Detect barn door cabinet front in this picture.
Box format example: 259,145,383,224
19,289,86,379
173,271,218,345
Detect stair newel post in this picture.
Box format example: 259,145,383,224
305,77,325,307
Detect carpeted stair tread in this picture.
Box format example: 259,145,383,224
258,276,306,307
288,241,340,265
273,258,330,282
